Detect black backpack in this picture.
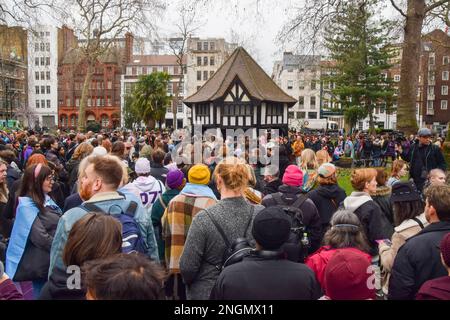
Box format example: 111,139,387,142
271,193,310,262
204,206,254,271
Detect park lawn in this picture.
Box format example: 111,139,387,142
336,167,399,195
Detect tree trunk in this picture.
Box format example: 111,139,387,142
79,63,94,132
397,0,425,135
368,107,375,134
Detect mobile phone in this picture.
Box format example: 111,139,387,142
376,239,391,245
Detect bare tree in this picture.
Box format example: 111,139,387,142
279,0,450,135
61,0,165,131
167,1,202,130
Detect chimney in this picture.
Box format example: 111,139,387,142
125,32,134,64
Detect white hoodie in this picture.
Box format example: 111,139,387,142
343,192,373,212
123,176,166,213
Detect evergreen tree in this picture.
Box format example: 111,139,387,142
323,0,396,133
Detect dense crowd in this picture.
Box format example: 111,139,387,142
0,126,448,300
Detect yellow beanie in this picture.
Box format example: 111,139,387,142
188,164,211,185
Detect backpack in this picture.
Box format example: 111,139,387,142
204,206,255,271
271,193,309,262
80,200,147,255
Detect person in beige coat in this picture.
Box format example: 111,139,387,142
378,181,428,295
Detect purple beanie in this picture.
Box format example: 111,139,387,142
166,169,184,189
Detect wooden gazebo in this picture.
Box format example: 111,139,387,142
183,47,296,136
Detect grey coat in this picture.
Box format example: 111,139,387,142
179,196,264,300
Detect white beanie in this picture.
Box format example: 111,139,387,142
135,158,151,174
92,146,107,156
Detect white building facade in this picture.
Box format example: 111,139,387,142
272,53,326,130
27,25,59,128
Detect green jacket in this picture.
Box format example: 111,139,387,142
151,188,180,260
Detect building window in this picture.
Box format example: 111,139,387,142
197,42,202,50
46,100,50,108
197,57,202,66
443,71,449,81
40,43,45,51
441,100,448,110
427,100,434,111
40,71,44,80
96,98,101,106
36,100,40,108
203,56,208,65
311,81,316,90
46,71,50,80
167,83,173,94
203,42,208,50
35,72,39,80
101,115,109,127
429,55,435,65
210,70,214,78
299,81,305,90
40,31,44,37
46,43,50,51
107,96,112,106
288,111,295,119
46,57,50,65
163,66,168,73
308,112,317,119
76,98,80,107
298,96,304,109
298,111,306,119
35,86,39,94
177,101,183,113
40,57,45,66
66,98,70,106
287,80,293,90
41,99,45,109
444,56,450,65
311,96,316,109
210,42,215,50
203,71,208,81
35,57,39,66
40,86,45,94
35,43,39,51
210,56,215,66
88,98,92,107
46,86,50,94
428,86,435,95
394,75,400,82
442,85,448,95
107,81,112,89
46,31,50,36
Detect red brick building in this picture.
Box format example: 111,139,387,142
57,29,132,129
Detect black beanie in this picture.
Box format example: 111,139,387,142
252,206,291,250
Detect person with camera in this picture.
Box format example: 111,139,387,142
210,206,322,300
180,157,264,300
396,128,447,192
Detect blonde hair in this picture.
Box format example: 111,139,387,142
72,142,94,161
301,149,318,170
351,168,377,191
316,150,331,166
214,157,249,192
391,159,406,179
246,164,257,188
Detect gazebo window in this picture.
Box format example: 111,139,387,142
266,103,283,116
196,104,209,116
224,104,251,116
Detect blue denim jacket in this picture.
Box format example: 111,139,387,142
48,191,159,276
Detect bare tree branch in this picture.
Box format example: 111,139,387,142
390,0,407,17
426,0,450,13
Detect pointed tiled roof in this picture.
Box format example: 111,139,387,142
184,47,297,105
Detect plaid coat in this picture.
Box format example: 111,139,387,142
161,194,217,274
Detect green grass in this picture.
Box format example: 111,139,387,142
337,168,354,195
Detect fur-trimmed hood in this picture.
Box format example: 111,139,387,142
372,186,391,197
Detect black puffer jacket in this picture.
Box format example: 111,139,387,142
210,253,322,300
308,184,347,230
389,221,450,300
343,192,394,256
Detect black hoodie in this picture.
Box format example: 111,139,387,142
308,184,347,227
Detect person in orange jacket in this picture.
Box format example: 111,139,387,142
292,135,304,165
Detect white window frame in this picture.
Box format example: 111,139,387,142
394,75,400,82
442,85,448,95
443,71,449,81
441,100,448,110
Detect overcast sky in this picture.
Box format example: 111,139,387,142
158,0,294,74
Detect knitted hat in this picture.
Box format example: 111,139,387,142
440,232,450,267
188,164,211,185
252,206,291,250
318,163,336,178
391,181,421,203
324,249,376,300
282,165,303,187
417,128,432,137
92,146,107,157
166,169,185,189
135,158,151,174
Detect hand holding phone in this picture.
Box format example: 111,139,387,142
376,239,392,246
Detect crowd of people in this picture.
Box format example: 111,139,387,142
0,126,448,300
